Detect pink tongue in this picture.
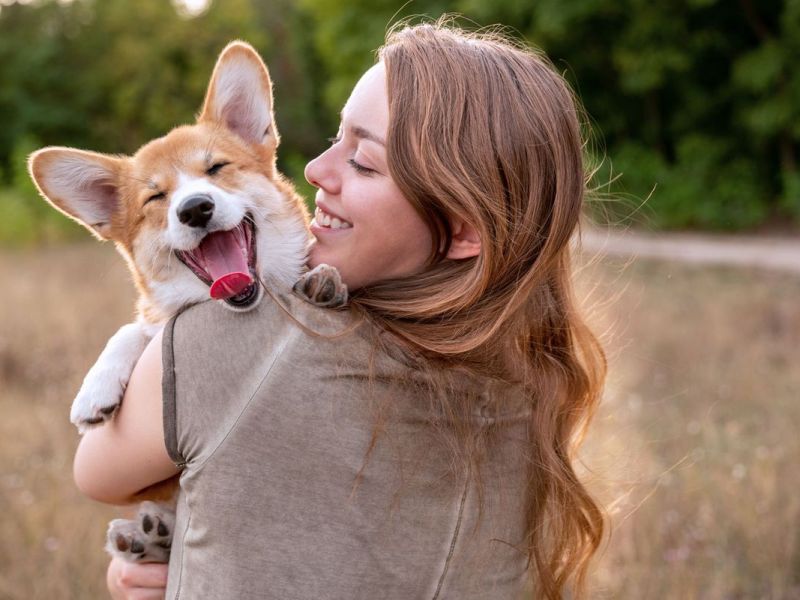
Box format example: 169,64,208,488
210,272,253,300
197,230,253,300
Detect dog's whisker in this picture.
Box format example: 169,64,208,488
144,234,171,279
152,238,168,276
245,204,275,223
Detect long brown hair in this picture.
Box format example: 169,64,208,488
348,19,607,599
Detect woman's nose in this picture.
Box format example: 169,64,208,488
304,149,339,194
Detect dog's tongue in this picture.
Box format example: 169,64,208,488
198,230,253,300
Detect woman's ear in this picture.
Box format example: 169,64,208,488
446,218,481,260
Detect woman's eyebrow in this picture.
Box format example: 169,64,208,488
338,108,386,146
350,125,385,146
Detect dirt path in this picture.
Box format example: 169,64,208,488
578,226,800,274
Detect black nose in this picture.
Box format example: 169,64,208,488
178,195,214,228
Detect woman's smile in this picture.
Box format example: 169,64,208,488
311,203,352,230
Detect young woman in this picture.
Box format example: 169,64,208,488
75,21,607,600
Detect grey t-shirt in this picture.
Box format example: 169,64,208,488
162,291,531,599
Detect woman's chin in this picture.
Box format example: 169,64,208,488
306,242,328,270
307,245,344,278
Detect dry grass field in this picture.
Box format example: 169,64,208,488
1,242,798,599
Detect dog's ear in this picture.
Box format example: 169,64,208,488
28,147,124,241
199,41,277,147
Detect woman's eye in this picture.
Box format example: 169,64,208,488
206,162,230,176
347,158,375,176
327,136,341,145
145,191,166,205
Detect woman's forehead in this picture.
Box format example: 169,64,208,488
341,63,389,136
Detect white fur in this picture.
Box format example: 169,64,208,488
237,171,310,289
166,172,248,250
162,170,308,292
106,500,175,562
70,322,152,432
132,227,210,315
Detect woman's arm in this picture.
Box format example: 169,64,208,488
73,329,180,504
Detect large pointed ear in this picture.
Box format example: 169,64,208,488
198,41,277,146
28,147,124,241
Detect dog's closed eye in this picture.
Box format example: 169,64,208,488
206,162,230,176
145,191,166,205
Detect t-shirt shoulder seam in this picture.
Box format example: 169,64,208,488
162,307,187,468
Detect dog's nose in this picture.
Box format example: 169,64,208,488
178,195,214,228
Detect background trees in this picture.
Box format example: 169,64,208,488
0,0,796,242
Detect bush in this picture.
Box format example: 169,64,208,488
591,137,769,231
0,136,83,246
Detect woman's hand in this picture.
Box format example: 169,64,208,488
107,556,168,600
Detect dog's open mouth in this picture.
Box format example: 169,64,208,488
175,216,259,307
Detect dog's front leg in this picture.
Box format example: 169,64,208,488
71,321,158,433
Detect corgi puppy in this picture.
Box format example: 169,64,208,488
30,41,310,429
28,41,345,562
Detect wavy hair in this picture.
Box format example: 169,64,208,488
349,20,607,599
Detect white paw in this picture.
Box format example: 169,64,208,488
70,366,127,433
105,501,175,563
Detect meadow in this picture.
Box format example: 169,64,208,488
1,242,798,599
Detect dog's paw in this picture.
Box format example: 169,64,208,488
70,367,126,433
137,501,175,552
106,519,159,563
293,264,348,308
105,502,175,564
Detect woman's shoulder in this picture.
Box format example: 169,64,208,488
165,288,385,378
172,287,356,336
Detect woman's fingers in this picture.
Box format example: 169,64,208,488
118,561,169,588
107,556,168,600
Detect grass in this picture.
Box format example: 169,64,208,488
1,243,798,598
0,243,133,598
577,255,800,599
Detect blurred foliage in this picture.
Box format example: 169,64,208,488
0,0,798,244
0,135,83,245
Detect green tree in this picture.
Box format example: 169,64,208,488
1,0,798,237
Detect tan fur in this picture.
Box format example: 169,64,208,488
121,123,306,323
29,42,309,326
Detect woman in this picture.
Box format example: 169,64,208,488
75,21,606,600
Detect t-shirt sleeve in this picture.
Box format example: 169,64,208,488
161,296,294,468
161,310,183,466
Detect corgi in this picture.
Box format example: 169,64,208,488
28,41,346,562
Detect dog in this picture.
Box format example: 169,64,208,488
28,41,346,563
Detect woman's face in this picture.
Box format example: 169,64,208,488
304,63,433,290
